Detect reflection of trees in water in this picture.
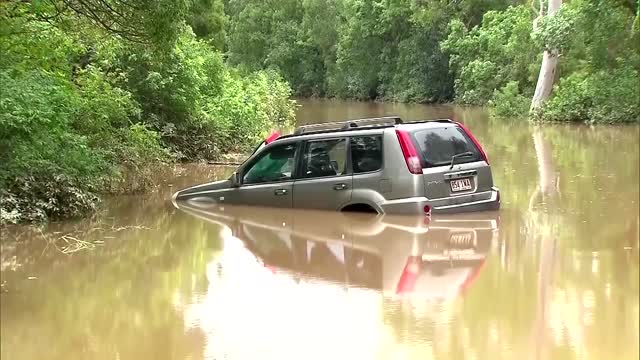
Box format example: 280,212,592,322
527,126,560,360
524,126,639,360
0,201,224,360
379,122,639,360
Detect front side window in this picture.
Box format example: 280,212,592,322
243,143,297,184
302,138,347,178
351,136,382,173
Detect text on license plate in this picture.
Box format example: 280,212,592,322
450,231,473,245
450,178,472,192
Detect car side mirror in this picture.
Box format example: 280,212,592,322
231,171,241,187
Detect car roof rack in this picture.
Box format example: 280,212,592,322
294,116,403,135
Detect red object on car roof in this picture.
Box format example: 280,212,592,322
265,131,280,144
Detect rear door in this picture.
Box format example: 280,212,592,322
409,125,493,199
292,137,352,210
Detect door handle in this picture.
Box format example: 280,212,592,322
274,188,288,196
333,183,348,191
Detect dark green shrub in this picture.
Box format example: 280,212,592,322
1,176,99,224
441,6,537,105
489,81,530,118
0,0,297,224
538,67,640,124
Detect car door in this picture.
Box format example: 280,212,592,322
292,137,352,210
238,142,299,208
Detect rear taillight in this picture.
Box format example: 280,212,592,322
454,121,489,164
395,129,422,174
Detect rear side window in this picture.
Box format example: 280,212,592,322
351,136,382,173
411,126,481,167
301,138,347,178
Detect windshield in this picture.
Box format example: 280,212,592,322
410,126,481,167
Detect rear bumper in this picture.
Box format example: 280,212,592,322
431,187,500,214
379,187,500,215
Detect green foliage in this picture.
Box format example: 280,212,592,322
169,68,296,160
0,176,99,224
489,81,530,118
442,0,639,123
536,67,640,124
226,0,516,101
0,64,165,223
226,0,329,96
207,70,296,149
556,0,639,71
327,0,384,99
380,30,454,103
535,0,640,123
0,0,296,223
188,0,227,49
531,5,577,52
0,69,109,188
0,67,104,223
441,5,538,105
57,0,191,46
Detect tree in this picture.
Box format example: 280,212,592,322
188,0,226,49
0,0,297,223
530,0,562,112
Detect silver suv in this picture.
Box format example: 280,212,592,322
173,117,500,215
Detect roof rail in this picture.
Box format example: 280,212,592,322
294,116,403,135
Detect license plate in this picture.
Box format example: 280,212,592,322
450,178,472,192
450,231,473,245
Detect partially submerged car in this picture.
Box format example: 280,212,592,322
173,116,500,215
175,202,499,299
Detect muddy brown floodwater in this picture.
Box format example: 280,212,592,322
1,100,639,360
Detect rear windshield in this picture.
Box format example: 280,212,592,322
410,126,481,167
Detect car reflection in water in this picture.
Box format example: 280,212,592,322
175,200,499,301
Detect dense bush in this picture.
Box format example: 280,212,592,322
441,0,639,123
0,1,295,224
441,5,538,105
196,69,296,157
380,30,453,103
0,67,155,223
536,67,640,124
489,81,530,119
226,0,517,102
223,0,639,124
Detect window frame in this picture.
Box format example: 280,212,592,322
240,141,301,186
348,134,384,175
295,137,351,180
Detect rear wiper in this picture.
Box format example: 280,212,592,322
449,151,474,169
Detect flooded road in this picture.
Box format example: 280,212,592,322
1,100,639,360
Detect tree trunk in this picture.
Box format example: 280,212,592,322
530,0,562,113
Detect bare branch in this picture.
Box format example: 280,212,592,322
59,0,149,43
